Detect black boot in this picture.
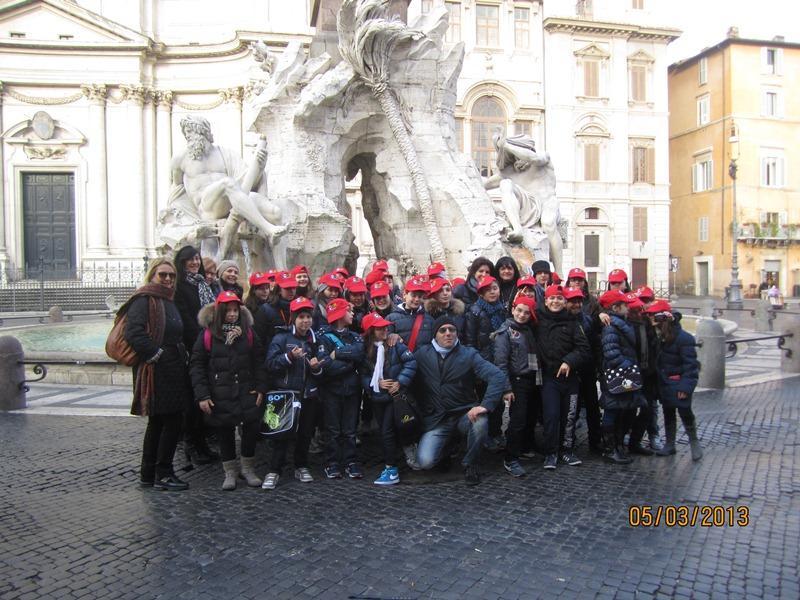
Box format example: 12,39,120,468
684,421,703,461
655,417,677,456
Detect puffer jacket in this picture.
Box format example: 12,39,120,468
266,325,322,399
453,277,480,308
424,297,467,338
360,342,417,403
386,304,434,351
315,325,365,395
189,305,268,428
599,314,644,410
654,324,699,409
465,300,507,362
534,307,590,377
492,318,538,379
253,297,292,349
413,342,509,430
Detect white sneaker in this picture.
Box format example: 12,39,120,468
294,467,313,483
261,472,280,490
403,444,422,471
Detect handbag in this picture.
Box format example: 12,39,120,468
105,311,139,367
392,389,422,445
603,364,643,394
259,390,302,439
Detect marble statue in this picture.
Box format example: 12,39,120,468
484,128,565,275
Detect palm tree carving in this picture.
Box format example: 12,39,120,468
337,0,446,264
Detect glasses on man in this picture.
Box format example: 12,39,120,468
156,272,176,280
437,326,457,333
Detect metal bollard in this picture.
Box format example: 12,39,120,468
780,318,800,374
700,298,716,318
754,300,773,333
696,319,725,389
0,336,27,410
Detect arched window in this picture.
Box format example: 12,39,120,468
471,96,506,177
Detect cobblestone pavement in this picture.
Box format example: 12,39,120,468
1,378,799,600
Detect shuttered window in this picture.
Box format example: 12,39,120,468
633,207,648,242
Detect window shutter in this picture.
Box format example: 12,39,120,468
646,147,655,184
776,49,783,75
692,163,698,192
780,211,788,226
759,211,767,225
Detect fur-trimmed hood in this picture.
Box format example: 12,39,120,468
424,297,465,317
197,303,254,337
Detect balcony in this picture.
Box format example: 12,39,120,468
738,223,800,247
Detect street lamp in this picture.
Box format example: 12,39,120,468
727,122,743,309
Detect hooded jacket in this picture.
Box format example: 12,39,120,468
424,297,466,338
266,324,322,399
315,325,365,395
654,323,699,408
492,318,538,379
465,300,508,362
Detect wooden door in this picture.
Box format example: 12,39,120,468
22,172,76,276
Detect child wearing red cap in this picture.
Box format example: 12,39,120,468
190,291,268,491
424,278,467,338
360,312,418,485
253,271,298,349
262,297,324,489
244,271,274,317
606,268,631,293
368,281,396,318
386,277,435,352
312,274,343,330
291,265,314,297
344,276,370,333
315,298,366,479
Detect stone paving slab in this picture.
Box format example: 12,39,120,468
1,378,799,599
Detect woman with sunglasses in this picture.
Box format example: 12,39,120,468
124,258,191,491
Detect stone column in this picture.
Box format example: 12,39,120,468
221,87,245,154
81,84,109,252
0,82,6,257
155,91,173,215
143,89,157,252
118,85,147,252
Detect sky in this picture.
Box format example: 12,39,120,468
666,0,800,63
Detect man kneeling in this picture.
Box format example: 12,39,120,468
413,316,511,485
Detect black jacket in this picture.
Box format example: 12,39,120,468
315,326,365,395
492,318,538,379
266,326,323,399
453,278,479,308
174,279,204,349
254,298,292,349
629,316,659,377
534,307,591,377
360,342,417,403
189,305,268,428
465,300,507,362
413,343,509,430
125,295,190,415
386,304,435,351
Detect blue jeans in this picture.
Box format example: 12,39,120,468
416,412,488,468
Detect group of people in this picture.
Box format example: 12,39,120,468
121,249,701,491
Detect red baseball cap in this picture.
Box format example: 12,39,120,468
289,297,314,313
332,267,350,280
452,277,466,288
290,264,308,276
636,286,655,300
361,312,393,333
276,271,298,289
405,277,428,293
544,284,564,298
369,281,391,298
265,269,279,283
427,277,452,297
567,268,587,281
215,290,242,305
625,292,644,309
318,273,343,290
344,276,367,294
365,270,385,286
516,276,537,289
598,289,628,308
373,260,389,272
563,287,585,301
326,298,351,323
427,262,446,277
477,275,498,293
644,299,673,314
551,272,562,284
608,269,628,283
249,272,271,287
513,296,537,313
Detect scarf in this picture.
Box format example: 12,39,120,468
476,297,507,330
370,342,385,393
222,321,242,345
186,272,216,306
432,338,458,358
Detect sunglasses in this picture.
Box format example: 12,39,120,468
156,272,176,280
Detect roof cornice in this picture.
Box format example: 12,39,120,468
543,16,681,43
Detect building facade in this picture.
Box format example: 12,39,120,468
668,31,800,297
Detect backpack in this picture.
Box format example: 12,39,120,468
105,307,138,367
203,328,254,352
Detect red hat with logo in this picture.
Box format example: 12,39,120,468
608,269,628,283
598,289,628,308
567,268,587,281
249,272,271,287
318,273,343,290
276,271,299,289
373,260,390,272
643,299,673,315
332,267,350,280
361,312,393,333
452,276,466,288
265,269,280,283
365,269,385,286
563,287,585,301
544,284,564,298
427,277,452,297
289,296,314,313
624,292,644,309
516,276,537,289
636,286,655,301
476,275,498,293
513,295,537,313
344,276,367,294
326,298,351,323
404,276,428,293
290,264,308,276
551,272,562,285
427,262,446,278
369,281,391,298
215,290,243,305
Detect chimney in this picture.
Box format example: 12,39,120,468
727,26,739,39
773,35,785,42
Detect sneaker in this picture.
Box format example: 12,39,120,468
324,464,342,479
374,466,400,486
464,465,481,486
503,460,526,478
345,462,364,479
294,468,313,483
153,474,189,491
543,454,557,470
403,444,422,471
261,472,280,490
560,451,582,466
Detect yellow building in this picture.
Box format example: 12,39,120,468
668,30,800,297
